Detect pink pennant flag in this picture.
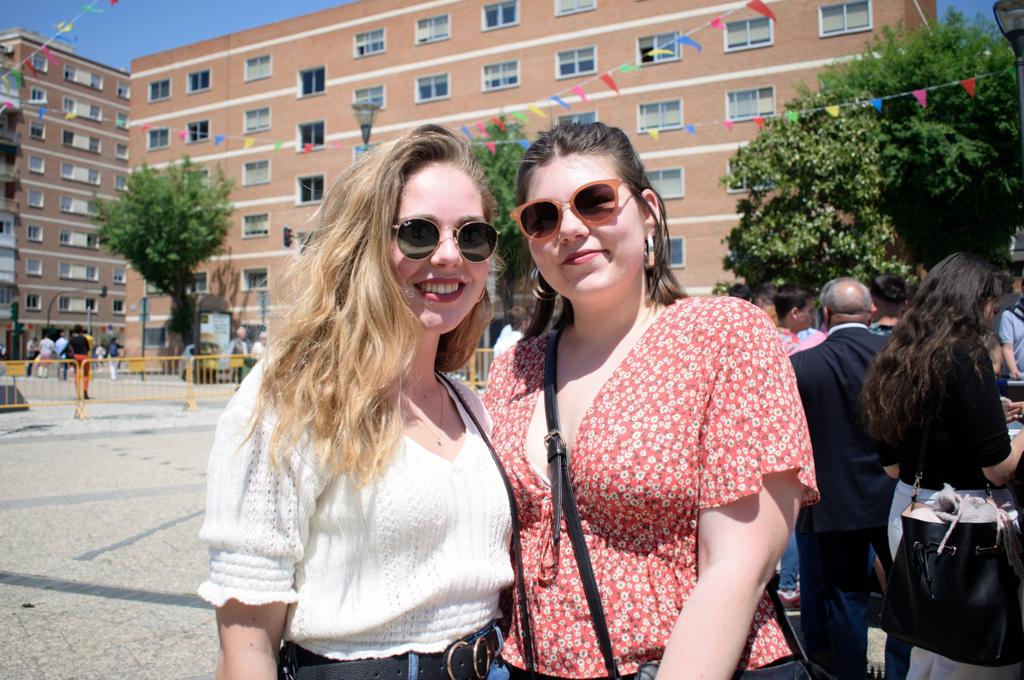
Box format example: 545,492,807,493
177,129,188,140
754,116,765,129
723,120,735,131
912,89,927,108
485,141,497,155
475,121,490,138
491,116,506,132
0,102,10,112
303,143,312,154
333,141,344,149
41,46,59,67
570,86,590,104
710,16,725,30
599,73,620,95
746,0,777,22
961,78,976,97
142,124,152,132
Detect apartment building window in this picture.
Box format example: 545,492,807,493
243,160,270,186
417,15,450,44
112,299,125,315
483,60,520,92
244,107,271,133
31,54,47,73
59,296,96,312
416,74,449,102
115,175,127,192
187,69,211,93
243,213,269,238
117,81,130,99
27,190,44,208
820,0,872,36
558,111,597,125
26,225,43,242
638,33,679,63
25,294,41,311
28,156,45,174
243,268,268,291
113,268,126,284
115,112,129,129
726,17,773,51
60,196,93,216
484,1,518,30
354,85,385,108
299,66,326,96
64,65,103,90
298,121,325,150
638,100,683,131
63,97,102,122
245,55,272,81
727,86,775,121
62,130,101,153
147,127,169,150
61,162,101,186
187,119,210,143
190,272,208,294
0,288,11,305
27,259,42,276
29,87,46,103
29,121,44,140
649,168,684,199
298,175,324,204
557,46,596,78
669,237,686,268
556,0,596,15
59,262,99,281
149,78,170,102
115,143,129,159
354,28,385,57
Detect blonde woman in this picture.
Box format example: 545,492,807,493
198,125,513,680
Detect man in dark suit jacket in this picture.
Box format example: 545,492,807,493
790,278,908,680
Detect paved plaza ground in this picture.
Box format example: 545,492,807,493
0,397,888,679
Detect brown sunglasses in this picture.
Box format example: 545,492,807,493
510,178,628,242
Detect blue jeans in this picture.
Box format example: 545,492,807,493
779,530,799,591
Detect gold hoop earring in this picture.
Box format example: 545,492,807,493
531,267,557,301
644,233,656,271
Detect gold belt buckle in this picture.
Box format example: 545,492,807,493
472,635,494,679
446,640,469,680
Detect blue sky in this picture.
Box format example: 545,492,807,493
0,0,1002,72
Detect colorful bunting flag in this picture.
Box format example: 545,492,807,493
110,0,118,5
684,124,696,135
550,95,571,110
646,48,674,57
870,98,883,112
647,129,660,141
746,0,778,22
485,141,497,155
0,102,10,112
723,120,735,131
754,115,766,128
599,73,620,95
825,105,840,117
56,22,73,34
81,5,104,12
571,85,590,103
528,104,547,118
518,140,531,150
37,107,46,121
41,46,59,67
461,126,474,140
475,121,490,137
9,69,22,89
619,64,641,73
912,89,927,108
676,35,702,52
333,141,344,150
491,116,507,131
511,111,529,123
243,137,255,149
142,124,151,131
214,134,224,145
710,16,725,30
961,78,976,97
65,111,77,120
275,142,284,151
303,143,313,153
25,60,37,78
786,111,799,123
178,129,188,140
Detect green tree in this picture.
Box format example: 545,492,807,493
93,157,233,343
473,119,528,307
724,104,910,288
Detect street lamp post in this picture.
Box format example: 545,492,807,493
995,0,1024,196
352,102,381,150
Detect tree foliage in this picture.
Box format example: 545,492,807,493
724,105,910,288
93,157,233,341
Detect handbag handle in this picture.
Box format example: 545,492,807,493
542,330,815,677
908,391,939,502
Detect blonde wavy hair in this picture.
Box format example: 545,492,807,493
255,124,496,482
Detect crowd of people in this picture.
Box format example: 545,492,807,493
198,122,1023,680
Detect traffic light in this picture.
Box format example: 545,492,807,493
283,225,293,248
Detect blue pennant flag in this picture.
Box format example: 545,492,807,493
676,35,702,52
518,139,531,150
460,126,474,140
214,134,225,146
550,95,571,110
38,107,46,122
870,98,883,113
684,124,696,135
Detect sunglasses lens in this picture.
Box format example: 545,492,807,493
573,183,618,222
457,222,498,262
519,201,560,239
395,218,439,260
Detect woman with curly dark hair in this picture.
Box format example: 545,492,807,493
861,251,1024,679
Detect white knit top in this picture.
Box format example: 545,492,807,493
197,363,513,660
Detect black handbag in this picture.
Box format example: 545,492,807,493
541,329,834,680
879,404,1024,667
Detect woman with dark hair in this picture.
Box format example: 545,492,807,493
862,251,1024,679
484,122,818,678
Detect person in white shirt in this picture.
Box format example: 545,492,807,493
492,306,528,359
199,125,512,680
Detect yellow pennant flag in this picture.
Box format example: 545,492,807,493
825,105,840,117
64,111,77,120
646,48,674,57
243,138,256,149
527,104,546,118
647,128,660,141
56,21,73,33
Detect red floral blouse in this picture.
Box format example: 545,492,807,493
483,296,818,678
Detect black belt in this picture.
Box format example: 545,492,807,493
281,628,499,680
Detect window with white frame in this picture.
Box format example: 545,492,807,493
25,294,41,311
26,258,42,276
244,107,271,133
29,87,46,103
557,46,596,78
558,111,597,125
354,28,385,57
243,213,269,238
29,121,44,140
727,86,774,121
115,175,127,192
26,225,43,242
483,60,519,91
58,296,96,312
638,32,680,64
417,15,450,44
59,230,98,249
190,272,208,294
64,65,103,90
725,17,773,51
113,268,126,284
187,69,211,93
0,288,10,305
115,112,129,129
557,0,596,15
59,262,98,281
638,100,683,131
669,237,685,268
243,267,268,291
60,162,101,186
484,0,518,29
112,299,125,315
245,55,272,81
243,160,270,186
117,81,130,99
416,73,449,102
298,175,324,204
27,190,44,208
63,130,101,153
28,156,45,174
116,143,129,160
60,195,92,216
63,97,102,122
187,119,210,143
298,121,324,149
149,78,170,102
354,85,385,108
649,168,684,199
31,54,47,73
147,127,169,150
299,66,326,96
820,0,871,36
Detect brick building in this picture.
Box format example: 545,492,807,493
0,28,131,357
128,0,934,355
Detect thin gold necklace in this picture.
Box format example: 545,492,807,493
406,379,446,449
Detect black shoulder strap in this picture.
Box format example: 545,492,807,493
437,373,537,675
909,390,940,502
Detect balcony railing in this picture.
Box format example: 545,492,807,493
0,162,15,182
0,129,19,144
0,232,14,249
0,197,17,212
0,271,14,284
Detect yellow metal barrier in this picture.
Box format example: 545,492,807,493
189,354,253,403
0,359,79,411
462,348,494,391
74,356,195,418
